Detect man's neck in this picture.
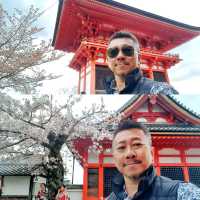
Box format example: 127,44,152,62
115,75,125,92
124,176,140,197
114,68,141,92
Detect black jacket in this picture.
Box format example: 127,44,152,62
103,68,178,95
106,165,181,200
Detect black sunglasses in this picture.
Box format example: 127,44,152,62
107,45,135,58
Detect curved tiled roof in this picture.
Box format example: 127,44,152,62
0,163,32,176
117,95,140,113
167,95,200,118
52,0,64,46
53,0,200,46
146,123,200,133
0,156,43,176
98,0,200,31
106,123,200,134
118,95,200,120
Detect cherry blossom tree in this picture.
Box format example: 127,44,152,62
0,93,116,199
0,4,62,94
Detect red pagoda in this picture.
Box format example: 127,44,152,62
72,95,200,200
53,0,200,94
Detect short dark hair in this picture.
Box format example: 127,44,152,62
108,31,140,51
58,184,65,190
113,119,151,145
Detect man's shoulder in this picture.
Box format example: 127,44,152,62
177,182,200,200
156,175,181,183
142,77,178,95
153,175,181,194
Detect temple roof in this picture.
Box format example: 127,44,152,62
168,96,200,118
98,0,200,32
53,0,200,52
105,123,200,134
0,163,32,176
147,123,200,133
0,155,43,176
118,95,200,124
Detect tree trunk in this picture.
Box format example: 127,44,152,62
46,151,64,200
45,132,66,200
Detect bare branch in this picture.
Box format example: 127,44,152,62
0,138,29,150
0,106,45,129
0,129,22,134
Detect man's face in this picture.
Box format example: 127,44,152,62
112,128,152,179
107,38,140,77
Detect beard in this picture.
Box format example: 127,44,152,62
124,164,152,182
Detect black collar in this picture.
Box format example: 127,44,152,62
110,68,142,94
112,165,156,199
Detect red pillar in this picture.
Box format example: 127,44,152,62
99,153,104,199
78,70,81,94
83,165,88,200
90,59,96,94
83,152,88,200
164,67,170,83
83,64,86,93
149,67,154,79
154,147,160,176
180,148,189,182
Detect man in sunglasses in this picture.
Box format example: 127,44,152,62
104,31,178,94
106,120,200,200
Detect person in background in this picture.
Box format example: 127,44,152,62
56,184,70,200
36,183,46,200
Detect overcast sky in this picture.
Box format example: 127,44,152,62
2,0,200,184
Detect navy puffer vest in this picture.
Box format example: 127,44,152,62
103,68,178,95
106,165,181,200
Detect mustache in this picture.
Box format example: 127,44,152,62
115,61,130,66
123,160,142,167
